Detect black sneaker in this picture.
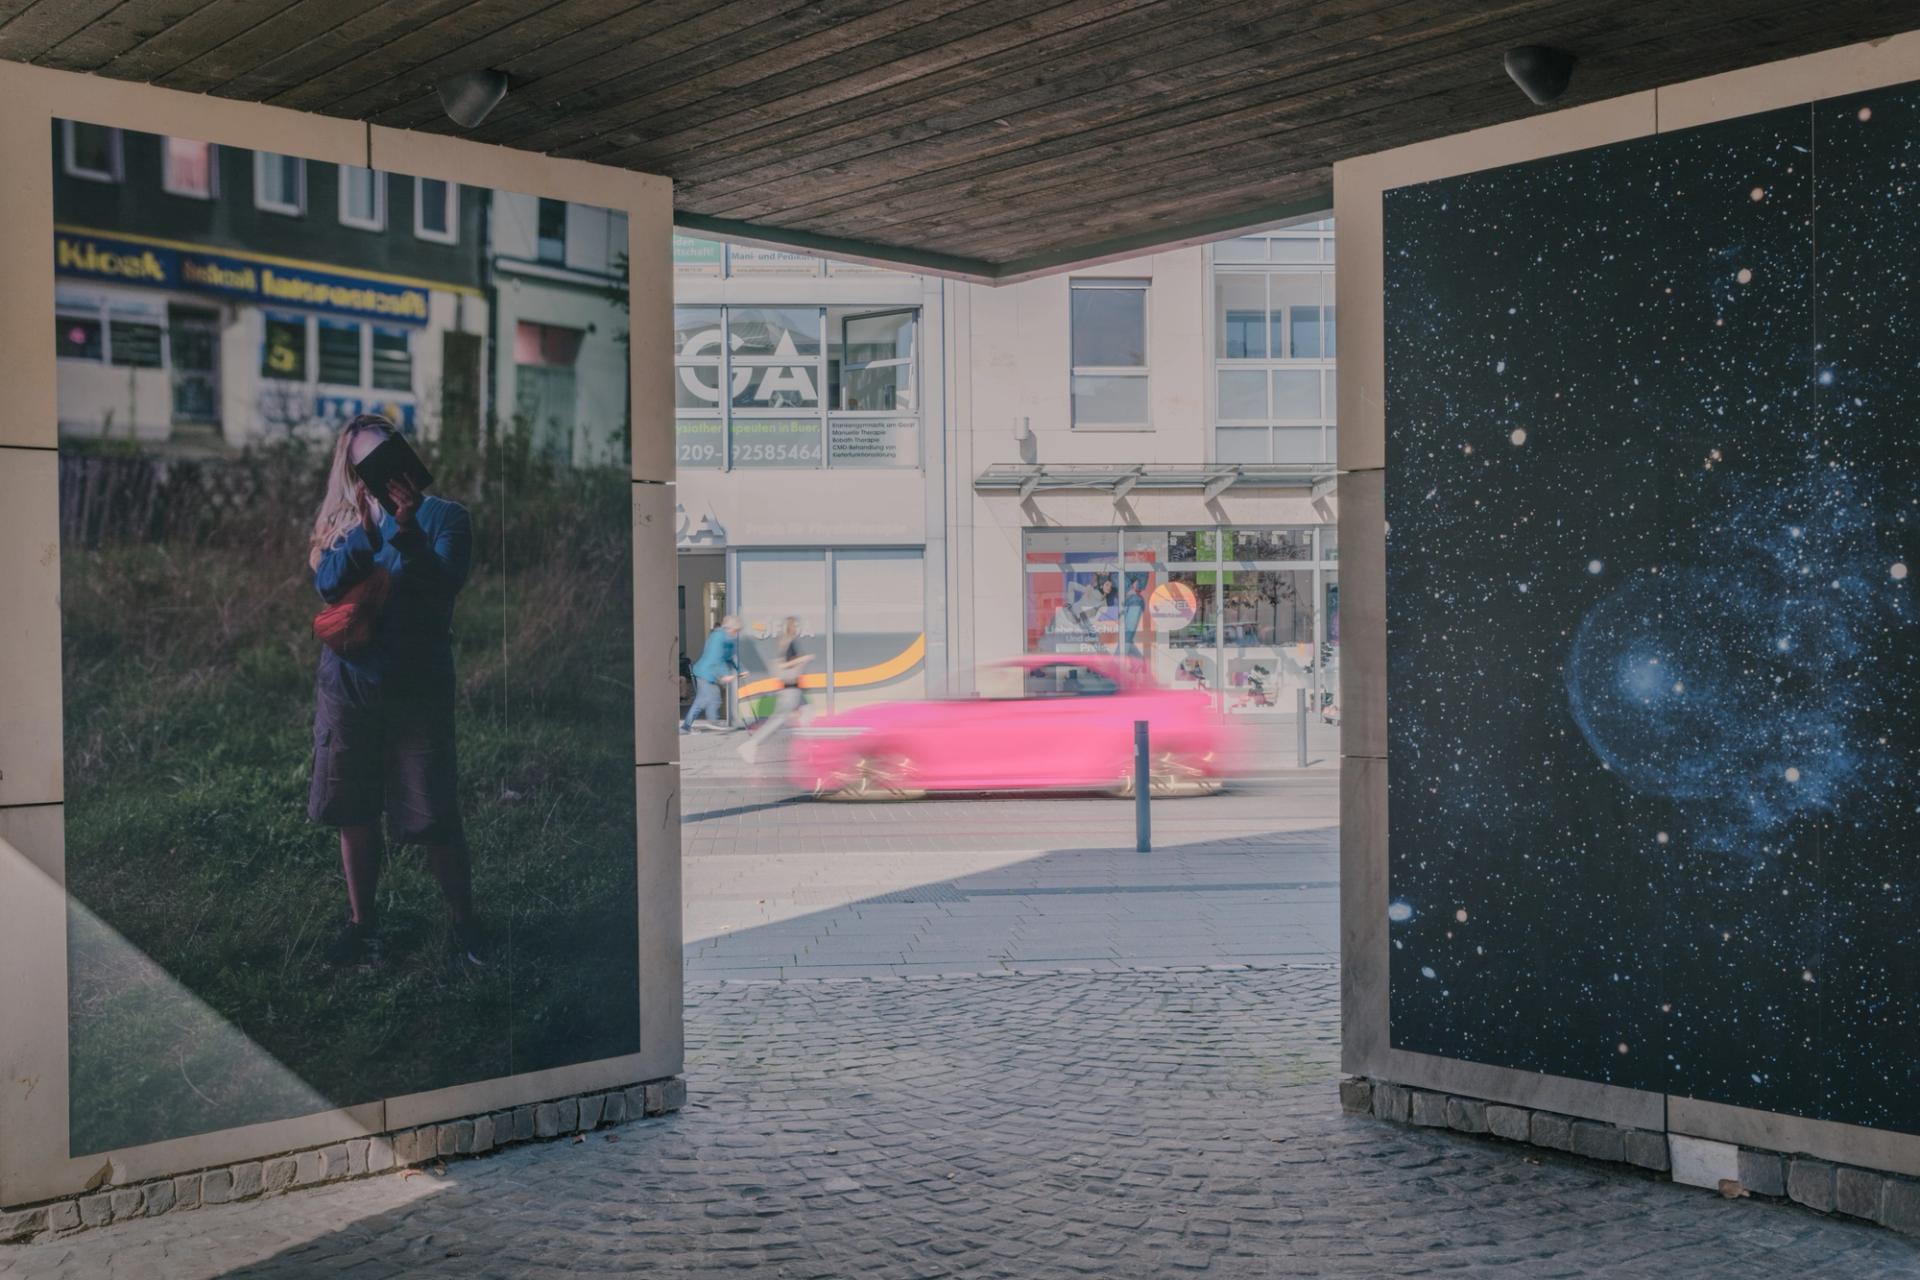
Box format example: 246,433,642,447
324,918,383,968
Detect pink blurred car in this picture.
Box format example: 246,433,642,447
790,655,1231,801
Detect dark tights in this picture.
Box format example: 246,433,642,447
339,823,473,929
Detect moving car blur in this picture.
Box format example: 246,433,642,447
789,656,1251,801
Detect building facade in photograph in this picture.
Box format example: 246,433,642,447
51,121,488,451
490,193,630,467
672,218,1340,723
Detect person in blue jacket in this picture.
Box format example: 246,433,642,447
681,616,741,732
306,414,480,969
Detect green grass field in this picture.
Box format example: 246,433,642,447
59,442,640,1155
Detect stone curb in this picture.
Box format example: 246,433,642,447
1341,1075,1920,1239
0,1075,686,1245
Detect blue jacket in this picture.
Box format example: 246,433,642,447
690,627,738,683
313,495,472,689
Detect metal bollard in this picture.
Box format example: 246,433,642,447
1134,719,1151,853
1296,687,1308,768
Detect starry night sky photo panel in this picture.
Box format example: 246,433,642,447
1383,84,1919,1132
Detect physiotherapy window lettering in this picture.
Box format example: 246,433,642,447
54,229,436,324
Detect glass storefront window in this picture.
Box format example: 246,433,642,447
1233,528,1313,560
1023,525,1338,716
676,419,722,468
318,320,360,385
734,551,829,713
728,418,822,467
732,548,926,717
729,306,820,358
261,315,304,380
672,304,921,470
832,549,925,710
731,365,818,411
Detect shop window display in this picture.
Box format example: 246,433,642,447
1023,526,1338,717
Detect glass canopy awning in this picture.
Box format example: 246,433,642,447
974,462,1338,501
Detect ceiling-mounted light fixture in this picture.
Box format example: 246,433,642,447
437,69,510,129
1504,45,1576,106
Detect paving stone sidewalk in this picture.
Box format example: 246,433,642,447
6,968,1914,1279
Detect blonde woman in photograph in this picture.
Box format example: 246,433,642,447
307,413,481,969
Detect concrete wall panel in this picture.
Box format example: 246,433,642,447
0,449,62,806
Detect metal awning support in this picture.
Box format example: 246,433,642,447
974,461,1337,494
1202,467,1242,502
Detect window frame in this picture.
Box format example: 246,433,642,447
370,326,414,393
1068,277,1151,430
1207,231,1336,465
61,121,123,184
536,197,568,264
337,165,387,232
316,318,366,388
674,304,924,472
160,136,218,199
414,176,458,244
253,152,306,216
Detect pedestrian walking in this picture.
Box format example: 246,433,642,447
681,615,740,732
739,617,812,764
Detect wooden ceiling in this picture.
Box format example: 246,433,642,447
1,1,1911,280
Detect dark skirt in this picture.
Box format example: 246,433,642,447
307,651,462,844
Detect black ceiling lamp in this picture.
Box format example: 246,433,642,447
1504,45,1576,106
436,69,510,128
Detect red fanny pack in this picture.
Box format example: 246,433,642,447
313,567,392,656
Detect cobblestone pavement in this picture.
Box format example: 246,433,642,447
6,753,1915,1277
6,969,1915,1279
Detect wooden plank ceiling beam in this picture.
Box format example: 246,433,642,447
0,0,1911,279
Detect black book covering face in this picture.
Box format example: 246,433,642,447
353,434,434,516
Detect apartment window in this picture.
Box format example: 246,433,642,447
162,137,216,198
338,165,386,231
254,152,305,215
63,122,122,182
371,328,412,391
1069,278,1149,427
415,177,456,243
1210,222,1336,464
537,198,567,264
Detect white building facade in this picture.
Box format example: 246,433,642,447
673,220,1340,722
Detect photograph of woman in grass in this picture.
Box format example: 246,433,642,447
54,122,643,1156
307,414,481,970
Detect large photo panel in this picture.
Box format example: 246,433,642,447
53,120,639,1154
1383,81,1920,1133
